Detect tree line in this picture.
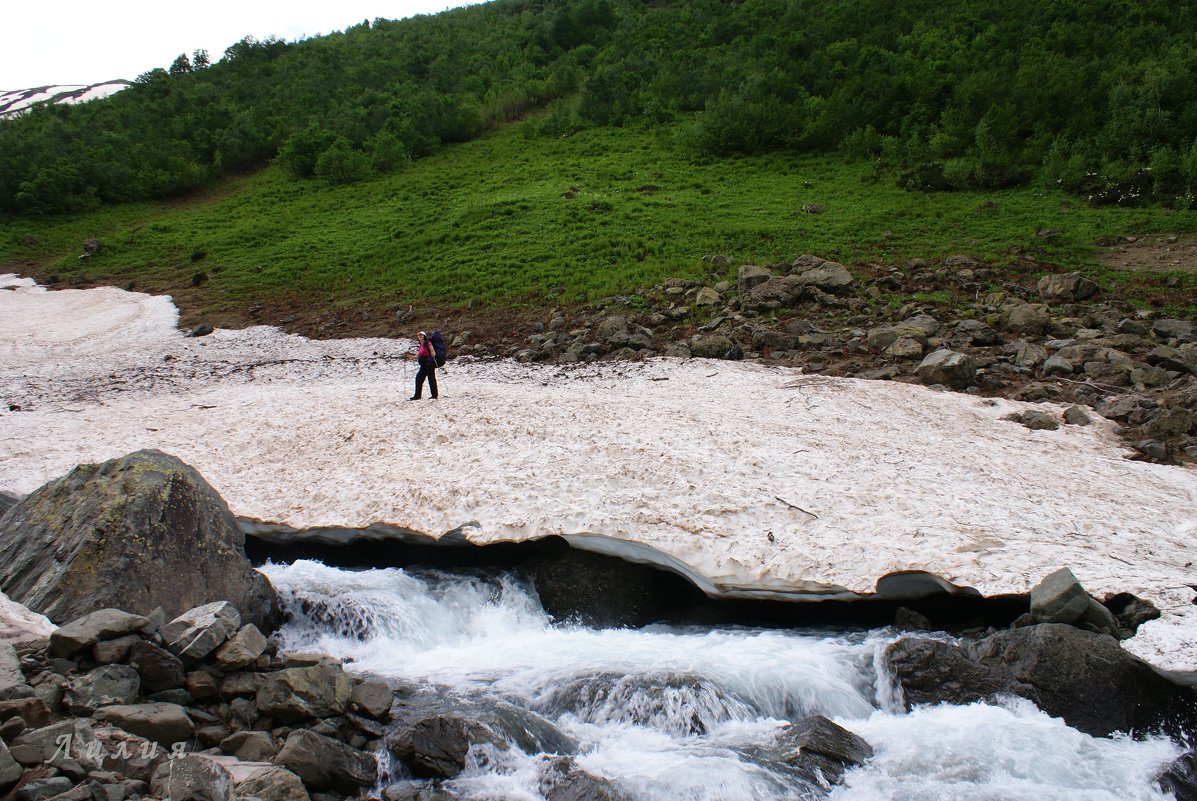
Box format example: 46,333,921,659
3,0,1196,215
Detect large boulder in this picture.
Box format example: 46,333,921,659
884,637,1035,708
793,261,854,294
235,765,311,801
1037,272,1098,302
774,715,873,787
736,264,774,295
0,450,278,630
740,275,807,311
93,702,195,746
964,624,1196,737
526,546,671,628
1028,567,1119,634
150,754,234,801
916,349,976,389
255,663,353,723
274,729,375,793
49,609,149,658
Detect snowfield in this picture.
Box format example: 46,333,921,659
2,275,1195,676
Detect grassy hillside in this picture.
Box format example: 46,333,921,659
4,117,1196,330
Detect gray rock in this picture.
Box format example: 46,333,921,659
1006,410,1059,431
694,287,721,307
527,548,664,628
965,623,1197,737
955,319,1003,346
92,634,141,665
385,714,506,779
593,316,629,345
234,765,310,801
884,336,925,359
93,725,167,781
274,730,375,793
350,681,393,720
688,334,738,360
885,638,1035,708
740,275,806,311
0,697,51,728
161,601,241,662
1062,405,1093,426
736,264,773,295
793,261,853,293
14,776,73,800
13,720,100,769
0,450,278,630
1042,355,1074,376
1157,750,1197,801
1153,318,1195,343
255,663,352,724
150,754,233,801
1148,345,1197,375
220,730,277,761
539,755,631,801
93,703,195,747
1037,272,1099,302
213,624,267,671
1029,568,1093,624
1013,341,1048,368
128,640,185,693
1006,304,1051,335
775,715,874,787
916,349,976,389
48,610,150,659
63,664,140,715
0,741,20,792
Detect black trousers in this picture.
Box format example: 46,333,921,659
414,357,438,398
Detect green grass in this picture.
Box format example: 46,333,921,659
3,117,1196,317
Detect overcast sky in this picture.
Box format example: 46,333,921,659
1,1,485,89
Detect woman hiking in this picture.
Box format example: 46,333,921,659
409,331,438,400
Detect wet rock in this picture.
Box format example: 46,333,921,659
965,624,1197,737
916,349,976,389
0,450,278,630
539,755,631,801
527,547,667,628
1158,750,1197,801
48,610,150,659
275,729,375,793
885,638,1035,708
386,714,505,779
161,601,241,662
1038,272,1098,302
775,715,874,788
93,702,195,746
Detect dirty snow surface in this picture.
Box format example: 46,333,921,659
2,276,1195,676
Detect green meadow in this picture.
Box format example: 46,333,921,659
3,118,1195,318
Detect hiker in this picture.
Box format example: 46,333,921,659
409,331,438,400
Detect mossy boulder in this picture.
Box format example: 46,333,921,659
0,450,278,630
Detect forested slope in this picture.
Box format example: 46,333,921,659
3,0,1197,215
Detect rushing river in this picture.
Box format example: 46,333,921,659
260,560,1182,801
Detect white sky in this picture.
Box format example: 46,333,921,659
0,0,486,89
